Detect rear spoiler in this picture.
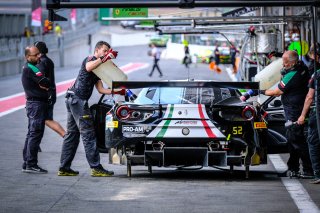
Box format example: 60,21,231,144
112,80,259,90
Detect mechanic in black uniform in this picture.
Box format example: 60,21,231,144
21,45,50,174
35,41,66,138
297,46,320,183
58,41,125,177
261,50,313,178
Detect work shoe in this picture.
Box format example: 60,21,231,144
58,168,79,176
24,165,48,174
288,170,300,178
310,178,320,184
22,162,26,172
91,165,114,177
300,171,314,179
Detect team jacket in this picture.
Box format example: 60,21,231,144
21,62,50,100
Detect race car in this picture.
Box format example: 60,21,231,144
90,81,287,177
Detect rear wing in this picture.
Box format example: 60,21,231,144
112,80,259,90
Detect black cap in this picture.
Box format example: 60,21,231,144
34,41,48,54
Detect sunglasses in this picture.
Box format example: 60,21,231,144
29,52,41,57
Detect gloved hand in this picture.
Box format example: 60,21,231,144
240,89,256,102
240,89,267,102
100,49,118,63
113,89,126,96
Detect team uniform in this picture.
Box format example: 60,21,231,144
37,54,56,120
306,69,320,180
278,62,313,176
59,56,113,176
21,62,50,172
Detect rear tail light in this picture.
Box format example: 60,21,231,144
242,105,255,120
116,106,130,120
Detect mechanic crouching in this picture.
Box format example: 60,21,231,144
21,45,50,174
260,50,313,178
58,41,125,177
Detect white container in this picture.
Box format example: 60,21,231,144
254,58,283,90
93,60,128,88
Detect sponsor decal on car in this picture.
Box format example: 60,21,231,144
122,125,145,133
254,122,267,129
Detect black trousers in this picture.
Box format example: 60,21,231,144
286,124,313,173
23,101,47,167
149,58,163,76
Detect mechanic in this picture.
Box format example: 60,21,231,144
148,43,163,77
21,45,50,174
35,41,66,138
297,51,320,184
260,50,313,178
58,41,125,177
307,43,320,75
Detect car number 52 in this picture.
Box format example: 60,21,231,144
232,126,242,135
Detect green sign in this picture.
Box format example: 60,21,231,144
113,8,148,18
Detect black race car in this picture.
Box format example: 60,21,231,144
91,80,287,177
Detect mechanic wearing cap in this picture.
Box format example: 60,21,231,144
58,41,125,177
297,47,320,184
35,41,66,138
21,45,50,174
261,50,313,178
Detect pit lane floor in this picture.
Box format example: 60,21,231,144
0,45,319,213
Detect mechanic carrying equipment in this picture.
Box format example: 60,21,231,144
35,41,66,138
21,45,50,174
250,50,314,178
297,46,320,184
58,41,125,177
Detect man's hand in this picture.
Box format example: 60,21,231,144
297,115,305,125
113,89,126,96
100,49,118,63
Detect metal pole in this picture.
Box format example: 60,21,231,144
312,6,320,142
281,7,286,51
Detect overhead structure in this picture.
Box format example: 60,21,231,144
47,0,319,9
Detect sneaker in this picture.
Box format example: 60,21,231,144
22,162,26,172
310,178,320,184
58,168,79,176
300,171,314,179
24,165,48,174
91,165,114,177
288,170,300,178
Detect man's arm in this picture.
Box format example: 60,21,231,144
95,80,112,95
297,88,315,124
95,80,125,95
86,58,103,72
264,87,283,97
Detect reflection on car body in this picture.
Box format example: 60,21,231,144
91,81,287,178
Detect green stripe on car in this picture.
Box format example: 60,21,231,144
156,104,174,139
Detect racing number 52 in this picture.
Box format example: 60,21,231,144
232,126,242,135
